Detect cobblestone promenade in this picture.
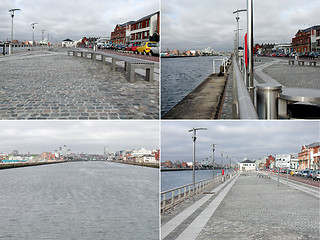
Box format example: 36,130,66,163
0,49,159,119
162,172,320,240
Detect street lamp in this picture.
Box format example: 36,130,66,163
211,144,216,180
189,127,207,198
247,0,254,100
8,8,21,55
31,22,38,51
233,9,247,61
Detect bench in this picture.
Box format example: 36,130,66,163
298,60,304,66
68,49,155,83
288,60,294,65
309,61,316,66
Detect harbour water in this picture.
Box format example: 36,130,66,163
0,161,159,240
161,56,227,116
161,169,234,192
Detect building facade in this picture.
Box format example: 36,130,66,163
111,12,160,45
292,25,320,53
298,142,320,170
239,159,256,172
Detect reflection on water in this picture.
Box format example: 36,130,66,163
161,56,227,116
0,162,159,240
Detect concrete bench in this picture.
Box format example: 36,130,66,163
309,61,316,66
288,60,294,65
68,49,155,83
298,60,304,66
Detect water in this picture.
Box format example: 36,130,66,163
0,161,159,240
161,169,234,192
161,56,227,116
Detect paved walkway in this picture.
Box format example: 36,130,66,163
0,49,159,119
162,172,320,240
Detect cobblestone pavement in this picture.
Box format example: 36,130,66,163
0,49,159,119
254,57,320,89
197,172,320,240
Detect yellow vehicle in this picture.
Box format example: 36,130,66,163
137,41,157,54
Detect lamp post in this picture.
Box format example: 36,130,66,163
189,127,207,198
211,144,216,180
233,9,247,61
247,0,254,100
31,22,38,51
8,8,21,55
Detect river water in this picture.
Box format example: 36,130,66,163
161,169,234,192
0,161,159,240
161,56,228,116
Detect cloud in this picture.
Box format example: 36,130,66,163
0,0,159,42
161,121,319,163
0,121,159,154
161,0,320,51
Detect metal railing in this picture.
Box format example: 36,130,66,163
161,173,234,213
233,57,259,119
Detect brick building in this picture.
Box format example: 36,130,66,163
292,25,320,53
111,11,160,45
298,142,320,170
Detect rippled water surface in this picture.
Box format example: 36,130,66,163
161,169,233,192
0,162,159,240
161,56,227,116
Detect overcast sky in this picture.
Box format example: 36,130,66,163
161,121,320,164
0,121,159,155
162,0,320,51
0,0,159,43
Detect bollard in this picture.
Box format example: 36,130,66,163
256,83,282,119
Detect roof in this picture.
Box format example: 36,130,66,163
62,38,73,42
133,11,159,24
306,142,320,148
240,159,255,164
301,25,320,33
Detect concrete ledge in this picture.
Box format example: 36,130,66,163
163,73,227,119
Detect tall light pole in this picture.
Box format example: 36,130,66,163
211,144,216,180
233,9,247,61
31,22,38,51
189,127,207,198
247,0,254,100
8,8,21,55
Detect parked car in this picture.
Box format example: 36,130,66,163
307,170,314,178
308,51,320,59
137,41,157,54
126,43,140,52
150,42,159,56
293,170,299,176
301,169,309,178
312,170,320,181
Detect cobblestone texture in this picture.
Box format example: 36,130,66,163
0,49,159,119
197,172,320,240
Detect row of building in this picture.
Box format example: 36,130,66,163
240,142,320,172
254,25,320,55
106,148,160,165
62,11,160,48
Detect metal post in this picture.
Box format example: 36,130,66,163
233,9,247,61
212,144,216,180
278,167,280,187
31,22,38,51
256,84,282,119
189,127,207,199
247,0,254,100
286,168,289,185
8,9,21,55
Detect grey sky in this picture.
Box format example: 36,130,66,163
0,121,159,155
162,0,320,51
161,121,320,164
0,0,159,43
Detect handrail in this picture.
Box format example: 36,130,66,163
161,173,235,213
233,57,259,119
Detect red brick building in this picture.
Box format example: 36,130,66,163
292,25,320,53
298,142,320,170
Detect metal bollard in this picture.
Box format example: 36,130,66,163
256,83,282,119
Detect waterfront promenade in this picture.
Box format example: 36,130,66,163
161,171,319,240
0,48,159,119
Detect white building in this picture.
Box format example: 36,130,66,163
62,38,75,47
131,148,152,156
275,154,291,169
239,159,256,172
